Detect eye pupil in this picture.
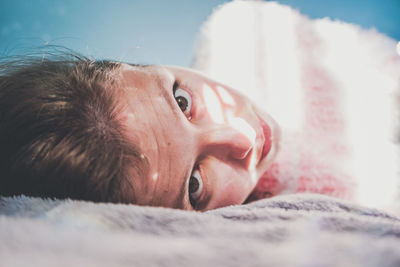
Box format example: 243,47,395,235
189,176,199,193
176,96,188,112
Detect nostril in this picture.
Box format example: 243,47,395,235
204,125,254,164
202,117,256,166
229,140,253,160
228,145,255,171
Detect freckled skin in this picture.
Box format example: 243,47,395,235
118,64,280,211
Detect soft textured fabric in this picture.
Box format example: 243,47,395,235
1,194,400,267
192,0,400,211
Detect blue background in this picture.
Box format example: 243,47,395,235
1,0,399,66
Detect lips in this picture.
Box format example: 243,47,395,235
257,115,272,163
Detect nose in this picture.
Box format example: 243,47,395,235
201,120,256,161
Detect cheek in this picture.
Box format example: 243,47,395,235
204,158,254,209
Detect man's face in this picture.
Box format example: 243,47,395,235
118,64,280,211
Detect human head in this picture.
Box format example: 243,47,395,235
0,52,279,210
0,53,144,203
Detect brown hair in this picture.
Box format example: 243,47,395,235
0,50,146,203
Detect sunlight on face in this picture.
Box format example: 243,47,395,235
202,83,258,174
202,83,256,147
202,84,224,123
216,85,236,106
227,117,256,149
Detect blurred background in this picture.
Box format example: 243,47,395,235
1,0,399,66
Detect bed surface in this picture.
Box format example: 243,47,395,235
1,193,400,267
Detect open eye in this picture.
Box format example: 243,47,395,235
189,169,203,208
173,82,192,119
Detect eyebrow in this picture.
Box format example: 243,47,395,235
154,74,181,118
172,168,191,209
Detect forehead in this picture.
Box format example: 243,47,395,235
118,64,180,135
118,64,192,207
120,64,173,89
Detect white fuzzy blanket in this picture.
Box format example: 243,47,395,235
1,194,400,267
